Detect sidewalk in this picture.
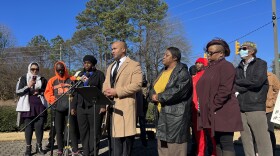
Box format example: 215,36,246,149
0,135,153,156
0,130,279,156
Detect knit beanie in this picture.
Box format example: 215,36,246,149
83,55,97,65
195,58,208,66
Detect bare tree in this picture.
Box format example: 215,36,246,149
0,24,16,57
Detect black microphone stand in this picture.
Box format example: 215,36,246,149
19,79,82,156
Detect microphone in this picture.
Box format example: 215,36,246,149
32,76,37,89
74,71,82,77
74,71,83,81
74,71,89,82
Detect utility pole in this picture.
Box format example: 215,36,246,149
272,0,279,78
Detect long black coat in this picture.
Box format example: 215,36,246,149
196,59,243,134
149,62,193,143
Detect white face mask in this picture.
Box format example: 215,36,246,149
239,49,249,58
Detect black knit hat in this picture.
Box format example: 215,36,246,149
83,55,97,65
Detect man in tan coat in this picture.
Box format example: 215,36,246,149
103,41,142,156
266,72,280,156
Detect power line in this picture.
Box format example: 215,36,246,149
168,0,196,10
174,0,256,25
144,0,257,41
190,0,256,21
228,19,276,44
165,0,223,20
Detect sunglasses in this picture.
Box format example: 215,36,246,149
30,68,39,71
56,69,64,72
238,47,248,51
205,51,221,56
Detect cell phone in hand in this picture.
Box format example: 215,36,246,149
32,76,37,84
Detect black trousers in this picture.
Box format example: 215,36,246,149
55,110,79,152
77,106,103,156
214,131,235,154
267,112,276,156
24,116,45,145
48,108,56,144
111,135,135,156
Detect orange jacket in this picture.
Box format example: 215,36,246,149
44,61,76,104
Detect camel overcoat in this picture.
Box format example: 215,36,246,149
103,57,142,137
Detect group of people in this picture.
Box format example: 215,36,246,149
148,38,278,156
15,39,278,156
16,41,144,156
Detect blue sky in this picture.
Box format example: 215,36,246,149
0,0,279,70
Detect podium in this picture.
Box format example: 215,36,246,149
75,86,114,156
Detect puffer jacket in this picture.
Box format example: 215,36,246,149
235,58,268,112
149,62,192,143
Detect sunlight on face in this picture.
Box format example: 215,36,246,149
30,64,39,75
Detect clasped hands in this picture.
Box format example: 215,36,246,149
103,88,117,99
152,94,159,103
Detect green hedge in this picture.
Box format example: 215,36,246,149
0,106,18,132
146,103,156,123
0,105,51,132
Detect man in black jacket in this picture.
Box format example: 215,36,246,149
235,41,272,156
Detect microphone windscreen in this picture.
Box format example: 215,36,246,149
74,71,82,77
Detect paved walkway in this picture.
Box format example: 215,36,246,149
0,135,279,155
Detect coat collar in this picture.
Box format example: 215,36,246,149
237,57,257,68
113,57,131,83
82,69,98,86
154,62,186,86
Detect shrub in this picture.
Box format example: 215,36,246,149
146,103,156,123
0,106,18,132
0,105,51,132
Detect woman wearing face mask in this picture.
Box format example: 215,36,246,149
196,38,243,156
16,62,48,156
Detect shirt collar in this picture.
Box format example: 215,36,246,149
118,56,127,64
242,57,255,65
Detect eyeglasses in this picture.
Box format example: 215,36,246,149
30,68,39,71
205,51,221,56
238,47,248,51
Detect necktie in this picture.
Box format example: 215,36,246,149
112,60,120,82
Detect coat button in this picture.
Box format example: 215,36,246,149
214,112,216,114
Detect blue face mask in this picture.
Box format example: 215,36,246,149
239,49,249,58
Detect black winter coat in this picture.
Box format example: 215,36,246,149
71,69,105,109
235,58,268,112
16,75,47,97
149,63,192,143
